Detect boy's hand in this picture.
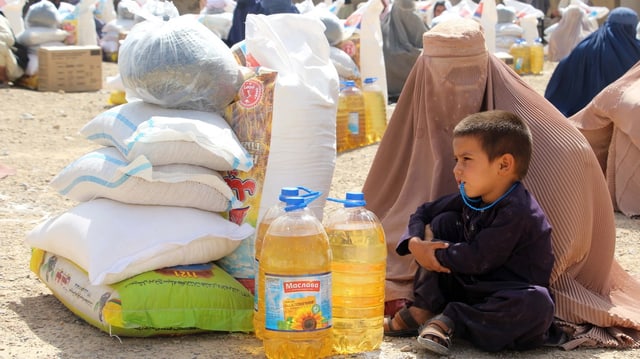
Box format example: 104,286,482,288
408,237,450,273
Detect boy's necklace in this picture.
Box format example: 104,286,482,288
460,182,520,212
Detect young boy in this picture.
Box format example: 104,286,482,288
395,110,555,354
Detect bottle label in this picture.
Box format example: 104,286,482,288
515,57,523,71
264,272,332,331
348,112,359,135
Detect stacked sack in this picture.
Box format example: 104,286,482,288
26,13,340,337
495,4,523,53
16,0,69,78
26,16,256,337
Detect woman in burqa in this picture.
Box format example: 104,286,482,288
546,4,596,62
569,61,640,218
380,0,428,102
544,7,640,117
364,18,640,349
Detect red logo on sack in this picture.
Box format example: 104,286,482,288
239,78,264,108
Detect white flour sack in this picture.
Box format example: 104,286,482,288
244,13,338,220
118,15,244,113
50,147,239,212
79,101,253,171
214,14,338,282
26,198,254,285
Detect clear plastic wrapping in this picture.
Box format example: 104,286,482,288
118,15,244,113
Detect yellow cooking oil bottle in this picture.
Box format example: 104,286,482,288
336,80,366,152
530,37,544,75
254,187,321,340
362,77,387,144
509,39,530,75
260,196,333,359
325,192,387,354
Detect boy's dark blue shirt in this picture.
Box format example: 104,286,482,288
397,183,554,287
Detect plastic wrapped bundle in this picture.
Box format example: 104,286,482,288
118,15,244,113
24,0,60,28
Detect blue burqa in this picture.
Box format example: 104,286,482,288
225,0,299,47
225,0,265,47
544,7,640,117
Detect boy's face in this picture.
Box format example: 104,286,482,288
452,135,505,204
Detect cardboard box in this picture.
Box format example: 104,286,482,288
38,46,102,92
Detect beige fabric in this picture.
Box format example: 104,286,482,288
0,13,23,81
363,18,640,349
570,62,640,218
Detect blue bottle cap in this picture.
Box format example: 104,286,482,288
279,187,299,201
284,196,307,212
327,192,366,207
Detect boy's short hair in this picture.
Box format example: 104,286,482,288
453,110,532,179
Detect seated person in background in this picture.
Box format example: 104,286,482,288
433,1,446,18
517,0,549,14
381,0,427,102
545,7,640,117
261,0,298,15
225,0,265,47
226,0,298,47
546,4,596,62
428,0,447,28
569,61,640,218
394,110,555,355
0,10,26,86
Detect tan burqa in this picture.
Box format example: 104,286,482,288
570,61,640,218
363,19,640,349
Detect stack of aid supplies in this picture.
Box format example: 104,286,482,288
25,13,339,337
26,15,254,337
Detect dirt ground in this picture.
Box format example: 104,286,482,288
1,60,640,359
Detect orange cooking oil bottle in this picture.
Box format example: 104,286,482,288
260,196,333,359
254,187,321,340
325,192,386,354
336,80,366,152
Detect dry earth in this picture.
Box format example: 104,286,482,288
1,60,639,359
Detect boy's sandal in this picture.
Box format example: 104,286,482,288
417,314,454,355
383,306,421,337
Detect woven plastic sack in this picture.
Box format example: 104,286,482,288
31,249,254,337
